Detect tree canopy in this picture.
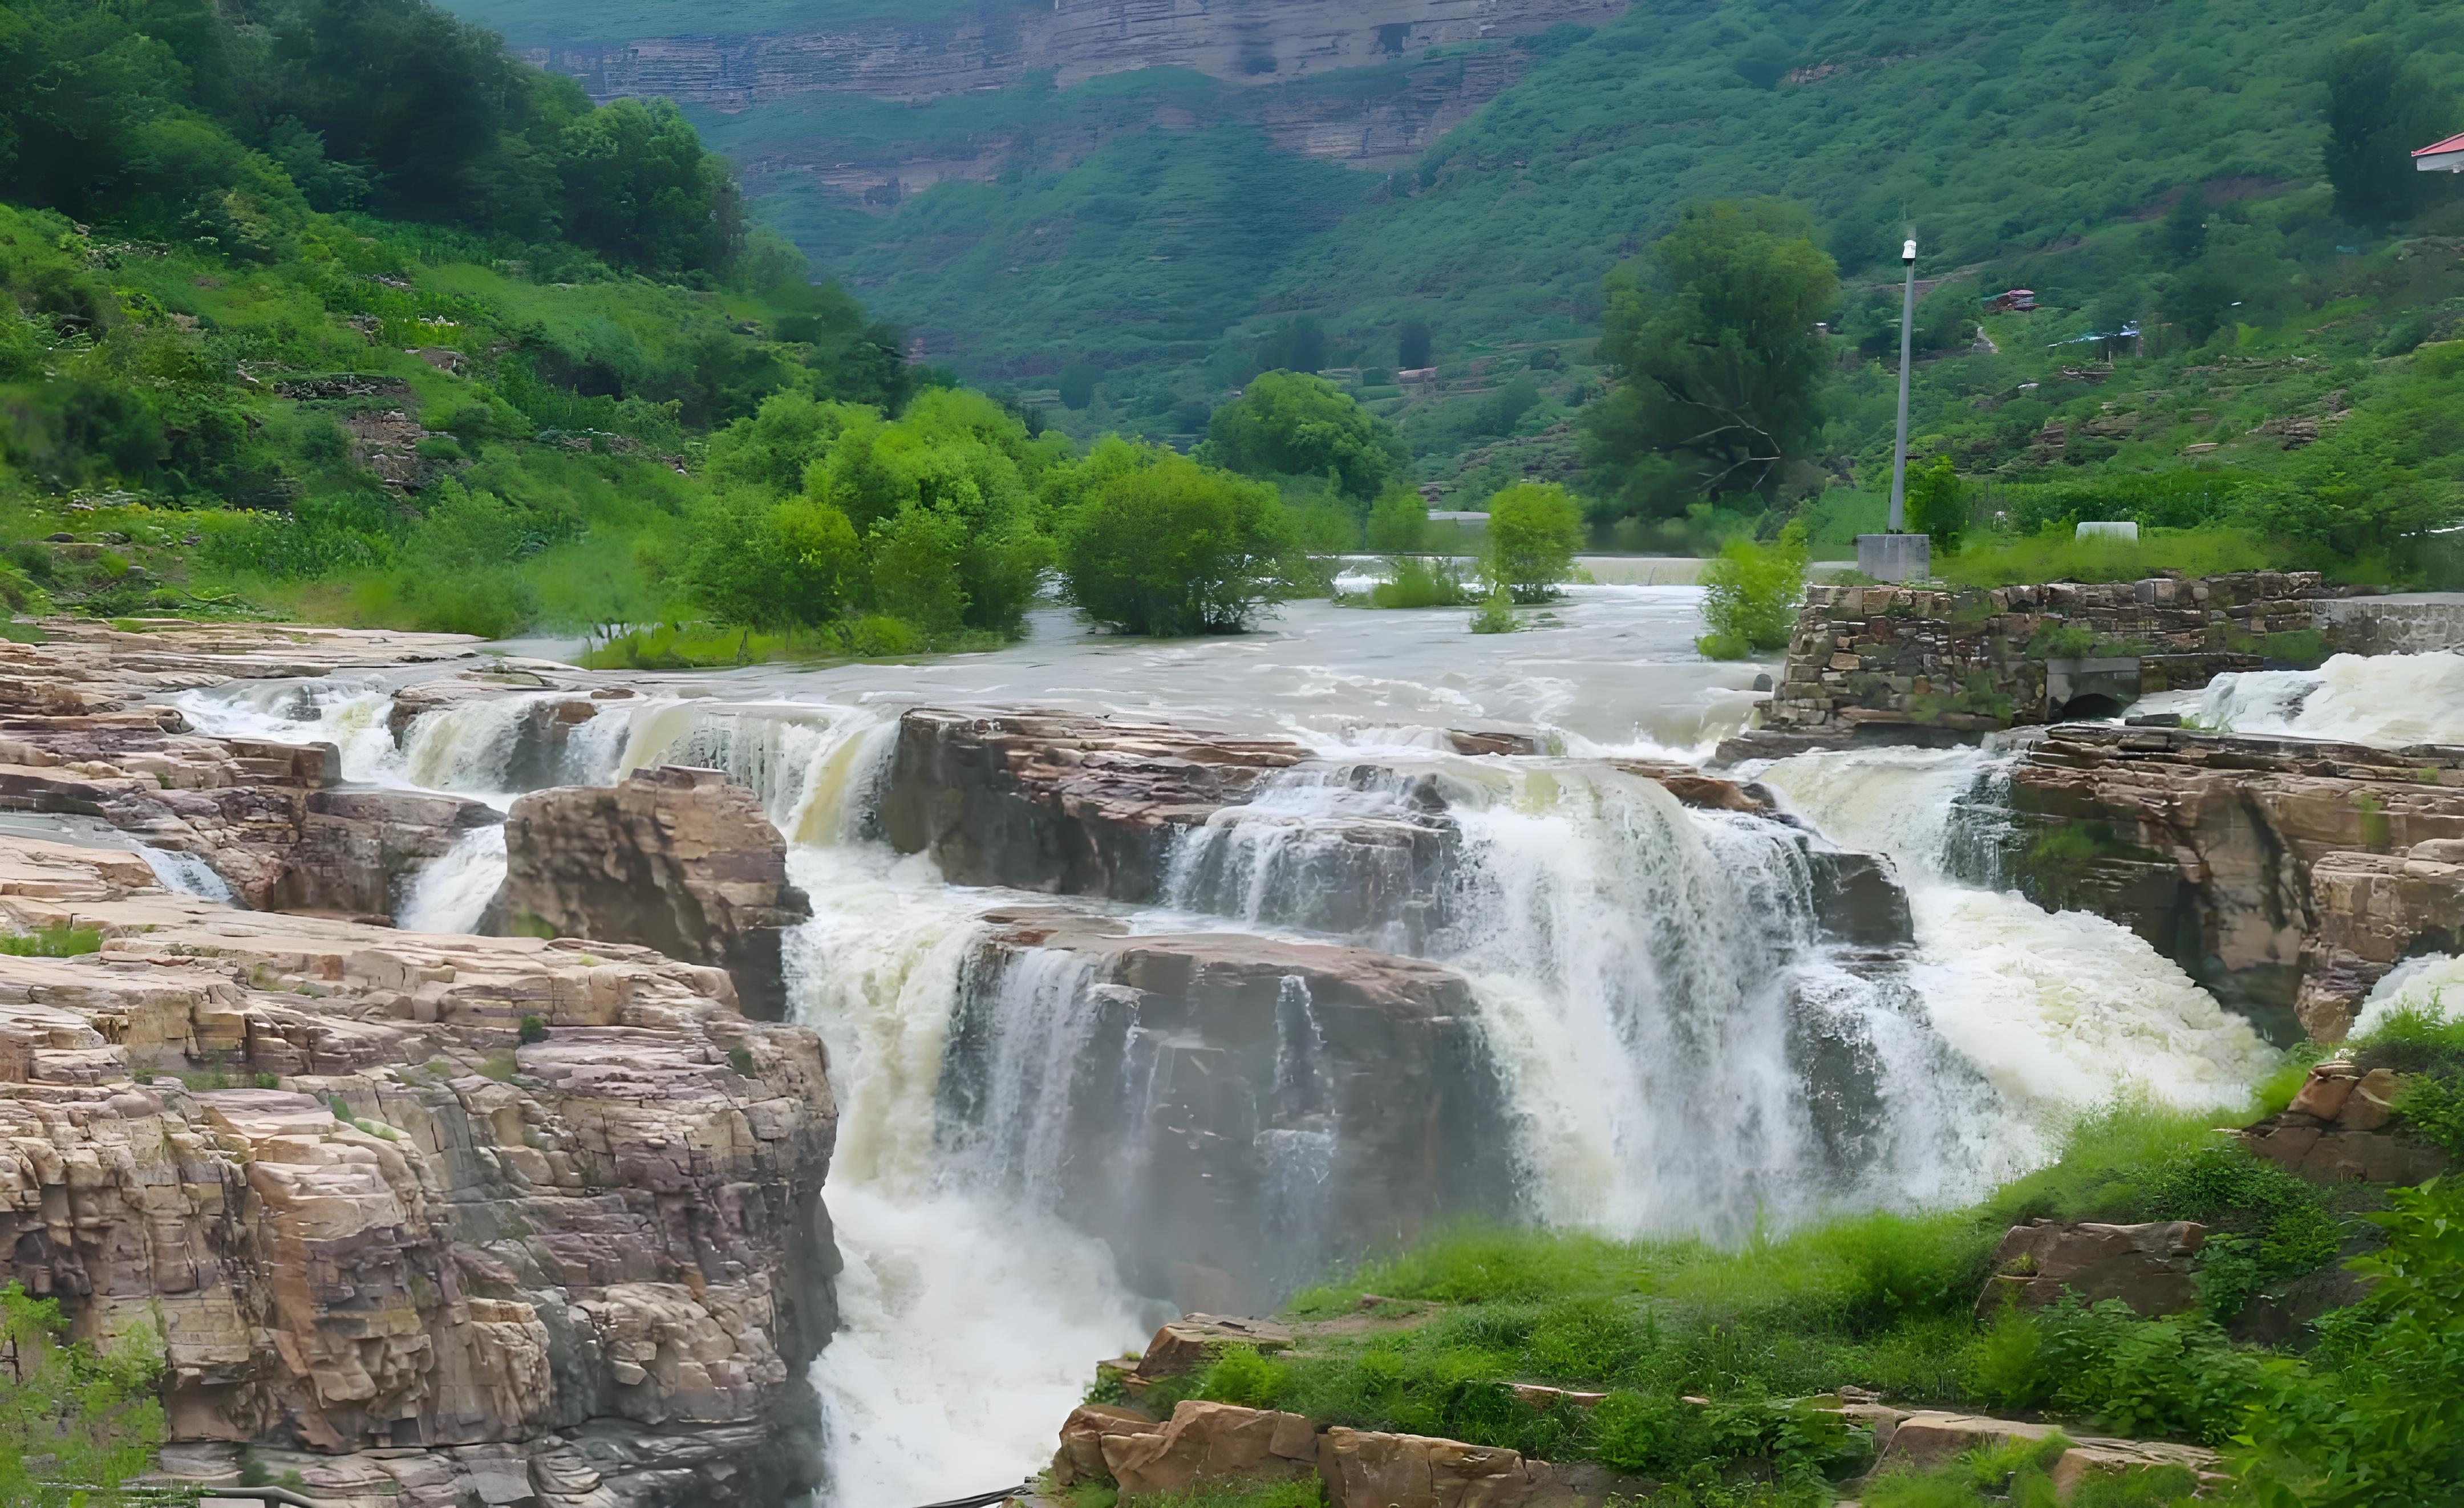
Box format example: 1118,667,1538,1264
1199,370,1406,501
1582,198,1839,522
1056,439,1298,635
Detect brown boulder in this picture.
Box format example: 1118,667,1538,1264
1135,1315,1296,1380
2238,1060,2449,1185
1318,1426,1577,1508
1975,1220,2205,1321
493,767,811,1019
1053,1404,1159,1487
1103,1401,1319,1497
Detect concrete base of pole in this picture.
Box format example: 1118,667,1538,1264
1857,533,1932,583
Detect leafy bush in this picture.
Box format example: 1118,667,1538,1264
1469,586,1521,634
1058,444,1297,635
1199,371,1407,500
1903,457,1967,553
1482,483,1583,602
0,1282,165,1508
1365,556,1473,609
1697,522,1806,658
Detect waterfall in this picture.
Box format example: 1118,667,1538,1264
2355,953,2464,1032
396,826,508,935
2173,650,2464,747
609,702,894,844
137,845,236,902
1759,747,2275,1124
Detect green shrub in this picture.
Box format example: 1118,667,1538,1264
0,1282,165,1506
1469,586,1521,634
0,922,103,957
1903,457,1968,553
1366,556,1474,609
1696,522,1806,656
1365,487,1430,552
1059,444,1298,635
1481,483,1583,602
517,1015,548,1044
1195,1345,1288,1409
2033,1298,2260,1444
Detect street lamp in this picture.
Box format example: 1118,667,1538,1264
1857,235,1931,582
1888,236,1917,533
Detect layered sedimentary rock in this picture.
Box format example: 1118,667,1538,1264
2238,1059,2450,1186
880,708,1310,901
0,620,480,719
885,708,1914,949
946,907,1515,1312
0,849,837,1508
1728,573,2346,759
0,705,501,914
388,678,630,793
1988,724,2464,1039
493,767,812,1020
1975,1221,2206,1321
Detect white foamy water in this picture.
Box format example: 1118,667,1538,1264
395,825,508,935
2177,651,2464,747
1760,747,2275,1120
137,845,237,902
2354,953,2464,1033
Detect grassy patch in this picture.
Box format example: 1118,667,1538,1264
0,922,103,957
1934,528,2273,588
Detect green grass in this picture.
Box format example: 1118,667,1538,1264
0,922,103,958
1343,556,1476,609
1932,526,2275,587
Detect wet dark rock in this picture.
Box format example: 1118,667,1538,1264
943,907,1517,1311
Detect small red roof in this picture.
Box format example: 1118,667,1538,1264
2413,131,2464,157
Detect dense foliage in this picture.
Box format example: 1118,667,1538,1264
1198,370,1407,502
1055,439,1298,636
0,0,743,277
1480,482,1582,603
0,1283,164,1507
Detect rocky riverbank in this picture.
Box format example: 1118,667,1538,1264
0,622,840,1508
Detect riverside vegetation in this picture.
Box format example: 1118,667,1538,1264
1079,1006,2464,1508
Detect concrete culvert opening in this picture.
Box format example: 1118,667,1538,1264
2056,693,2131,722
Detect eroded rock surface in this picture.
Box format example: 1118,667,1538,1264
946,907,1515,1312
0,852,837,1508
1991,724,2464,1039
493,767,811,1020
2239,1059,2450,1186
1975,1220,2206,1321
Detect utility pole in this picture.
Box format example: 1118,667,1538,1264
1887,235,1918,533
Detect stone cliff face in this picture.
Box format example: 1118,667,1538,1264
0,623,840,1508
946,906,1516,1312
1989,724,2464,1041
529,0,1628,197
493,766,813,1021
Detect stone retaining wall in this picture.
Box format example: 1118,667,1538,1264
1730,571,2344,757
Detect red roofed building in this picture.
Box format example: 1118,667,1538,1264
2416,131,2464,172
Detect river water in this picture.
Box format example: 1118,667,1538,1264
165,590,2456,1507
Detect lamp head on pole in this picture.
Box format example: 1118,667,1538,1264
1902,237,1918,264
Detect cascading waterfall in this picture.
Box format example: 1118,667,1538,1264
2355,953,2464,1032
1173,756,2011,1234
1758,747,2276,1124
137,845,237,902
395,825,509,935
2162,650,2464,747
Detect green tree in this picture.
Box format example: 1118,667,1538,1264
1582,198,1839,520
1057,363,1099,411
1696,521,1807,659
1398,318,1433,370
2160,184,2210,265
2324,38,2451,229
1365,485,1430,552
1482,482,1583,602
686,493,861,629
1057,443,1296,635
556,97,740,277
1199,371,1407,501
1903,457,1967,553
0,1283,165,1508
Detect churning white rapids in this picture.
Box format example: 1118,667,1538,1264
167,589,2362,1508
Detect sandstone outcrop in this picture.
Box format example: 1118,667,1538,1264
880,707,1309,901
951,907,1515,1312
1975,1221,2206,1321
493,767,811,1020
1875,1412,2220,1498
2238,1059,2450,1186
1987,724,2464,1039
887,708,1914,950
0,846,838,1508
0,704,502,915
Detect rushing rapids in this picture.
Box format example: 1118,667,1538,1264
155,594,2429,1506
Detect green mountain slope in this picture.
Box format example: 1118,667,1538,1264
634,0,2463,465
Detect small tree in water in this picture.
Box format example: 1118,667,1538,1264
1696,521,1806,659
1481,483,1583,603
0,1283,166,1506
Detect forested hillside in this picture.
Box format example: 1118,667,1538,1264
478,0,2464,501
